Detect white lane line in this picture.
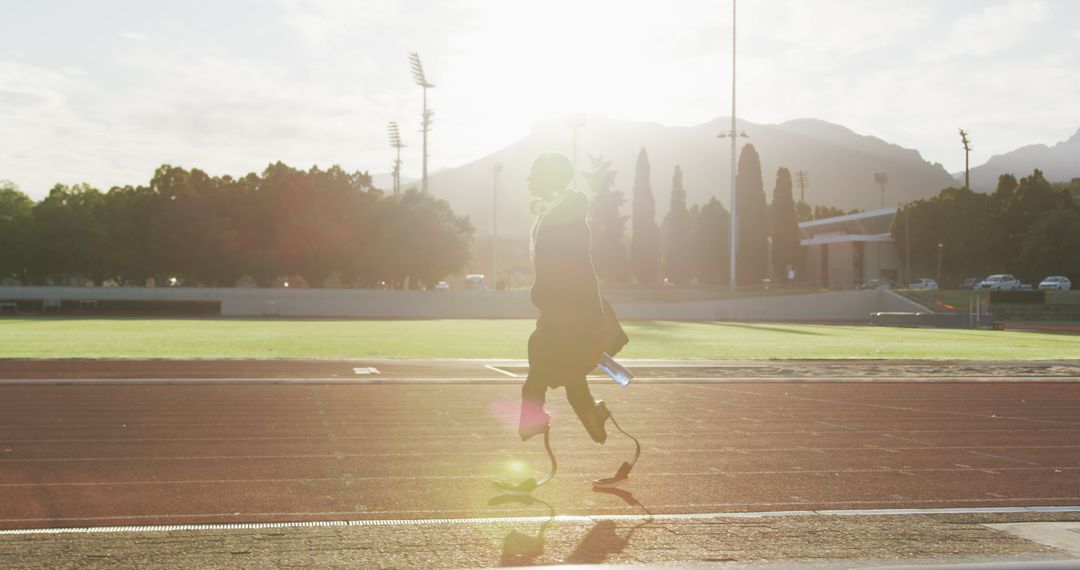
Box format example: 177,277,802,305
966,450,1041,466
483,365,520,378
352,367,379,375
2,505,1080,536
4,445,1078,463
2,466,1077,487
2,375,1080,385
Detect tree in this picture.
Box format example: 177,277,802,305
695,198,730,286
1020,210,1080,283
630,148,660,284
735,144,768,286
30,183,108,284
0,182,34,282
892,187,1003,285
372,190,473,288
583,155,630,284
8,161,472,289
794,201,813,222
995,169,1075,268
662,165,695,285
770,168,801,281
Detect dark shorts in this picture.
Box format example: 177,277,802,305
527,326,592,389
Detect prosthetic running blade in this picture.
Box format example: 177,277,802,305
494,427,557,495
592,411,641,488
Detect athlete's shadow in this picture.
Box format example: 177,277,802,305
487,494,555,567
563,487,654,565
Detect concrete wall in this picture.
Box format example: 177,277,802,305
1,286,931,322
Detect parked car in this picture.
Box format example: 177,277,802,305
977,274,1020,290
859,278,892,290
434,281,450,290
959,277,980,289
1038,276,1072,291
909,278,938,290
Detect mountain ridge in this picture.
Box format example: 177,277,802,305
419,116,958,236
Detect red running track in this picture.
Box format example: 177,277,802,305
1,379,1079,530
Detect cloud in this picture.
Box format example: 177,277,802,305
120,31,148,42
928,0,1050,61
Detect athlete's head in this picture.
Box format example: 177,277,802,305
527,152,574,200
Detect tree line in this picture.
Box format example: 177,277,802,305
892,171,1079,285
585,144,820,288
0,163,473,288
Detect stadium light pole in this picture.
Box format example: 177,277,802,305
874,172,888,209
959,129,972,190
725,0,738,291
936,242,944,284
409,52,435,194
387,121,405,195
492,162,503,290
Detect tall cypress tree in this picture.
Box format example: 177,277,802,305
662,165,694,285
695,197,729,285
631,148,660,284
584,155,629,284
735,144,768,286
770,167,801,281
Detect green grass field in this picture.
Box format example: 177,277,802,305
1,318,1077,360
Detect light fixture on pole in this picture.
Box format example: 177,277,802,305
386,121,405,195
409,52,435,194
492,161,503,290
874,172,888,209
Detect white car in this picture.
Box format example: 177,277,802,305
908,278,938,291
1038,276,1072,291
434,281,450,290
977,274,1020,290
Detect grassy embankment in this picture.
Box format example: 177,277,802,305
1,318,1077,360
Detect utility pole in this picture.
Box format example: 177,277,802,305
386,121,405,195
794,170,809,204
936,242,944,284
567,115,586,189
874,172,888,209
727,0,738,291
409,52,435,193
904,204,910,287
959,128,972,190
491,162,503,290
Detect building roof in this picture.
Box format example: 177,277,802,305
799,207,897,240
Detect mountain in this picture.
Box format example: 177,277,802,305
425,116,958,236
960,128,1080,191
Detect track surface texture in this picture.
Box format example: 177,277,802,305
2,360,1080,568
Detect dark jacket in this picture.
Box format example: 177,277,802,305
530,191,605,332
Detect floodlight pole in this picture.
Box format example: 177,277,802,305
936,243,944,284
728,0,738,291
410,52,435,194
387,121,405,195
959,129,971,190
492,162,503,290
874,172,888,209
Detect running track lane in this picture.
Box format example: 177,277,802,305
1,381,1079,530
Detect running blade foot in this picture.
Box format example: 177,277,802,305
592,462,632,488
494,478,539,496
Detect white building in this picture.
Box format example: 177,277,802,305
799,207,900,289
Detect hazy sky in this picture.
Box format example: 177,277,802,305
2,0,1079,198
